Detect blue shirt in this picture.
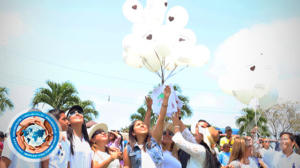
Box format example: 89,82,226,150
218,151,230,166
127,137,163,168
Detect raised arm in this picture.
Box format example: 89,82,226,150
152,85,171,144
173,111,197,144
171,111,206,161
144,96,152,129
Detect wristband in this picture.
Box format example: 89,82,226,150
162,104,168,107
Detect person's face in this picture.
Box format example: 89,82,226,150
133,120,148,136
108,132,116,141
68,111,84,125
280,134,294,153
93,132,109,145
262,139,270,149
0,137,4,142
58,113,69,131
162,130,174,144
223,145,230,153
226,130,232,137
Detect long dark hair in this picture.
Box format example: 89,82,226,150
67,120,89,155
90,129,109,154
128,120,151,151
178,138,221,168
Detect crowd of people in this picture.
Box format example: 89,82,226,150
0,86,300,168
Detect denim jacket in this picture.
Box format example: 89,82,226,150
127,137,163,168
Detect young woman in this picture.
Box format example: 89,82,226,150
123,86,171,168
89,124,122,168
161,124,181,168
171,111,221,168
67,105,93,168
228,137,259,168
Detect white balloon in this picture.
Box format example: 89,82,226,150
142,50,161,72
232,89,254,105
218,74,236,96
146,0,168,10
137,40,161,72
165,56,177,70
154,43,171,58
123,51,143,68
144,5,166,25
188,45,210,67
259,88,278,109
123,0,144,23
166,6,189,28
122,34,144,68
173,46,193,66
173,29,197,47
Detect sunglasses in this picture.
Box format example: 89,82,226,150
68,110,83,117
163,131,174,136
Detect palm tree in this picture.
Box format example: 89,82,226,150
0,87,14,113
130,84,192,127
236,108,270,137
32,81,79,110
68,99,99,122
130,107,158,127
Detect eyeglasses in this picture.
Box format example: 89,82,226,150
263,141,270,143
68,110,83,117
163,131,174,136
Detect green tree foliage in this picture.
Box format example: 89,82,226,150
32,81,98,121
0,87,14,113
236,108,270,137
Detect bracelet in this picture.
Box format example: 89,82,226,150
162,104,168,107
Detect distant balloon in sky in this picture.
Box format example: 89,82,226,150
122,0,210,84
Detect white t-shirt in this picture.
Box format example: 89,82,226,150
229,157,258,168
1,140,40,168
48,133,70,168
69,135,93,168
259,147,273,157
162,150,181,168
138,144,156,168
93,150,120,168
263,150,300,168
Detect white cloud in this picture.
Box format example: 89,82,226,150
0,12,24,46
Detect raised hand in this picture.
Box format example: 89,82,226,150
172,111,180,127
109,147,122,160
145,96,153,109
164,85,171,98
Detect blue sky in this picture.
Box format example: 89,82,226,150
1,0,300,131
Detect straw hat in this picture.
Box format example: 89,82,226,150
87,123,108,140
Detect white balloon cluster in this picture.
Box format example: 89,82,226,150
122,0,210,78
218,60,278,109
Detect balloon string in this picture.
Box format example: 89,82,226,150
165,65,188,82
141,57,161,78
